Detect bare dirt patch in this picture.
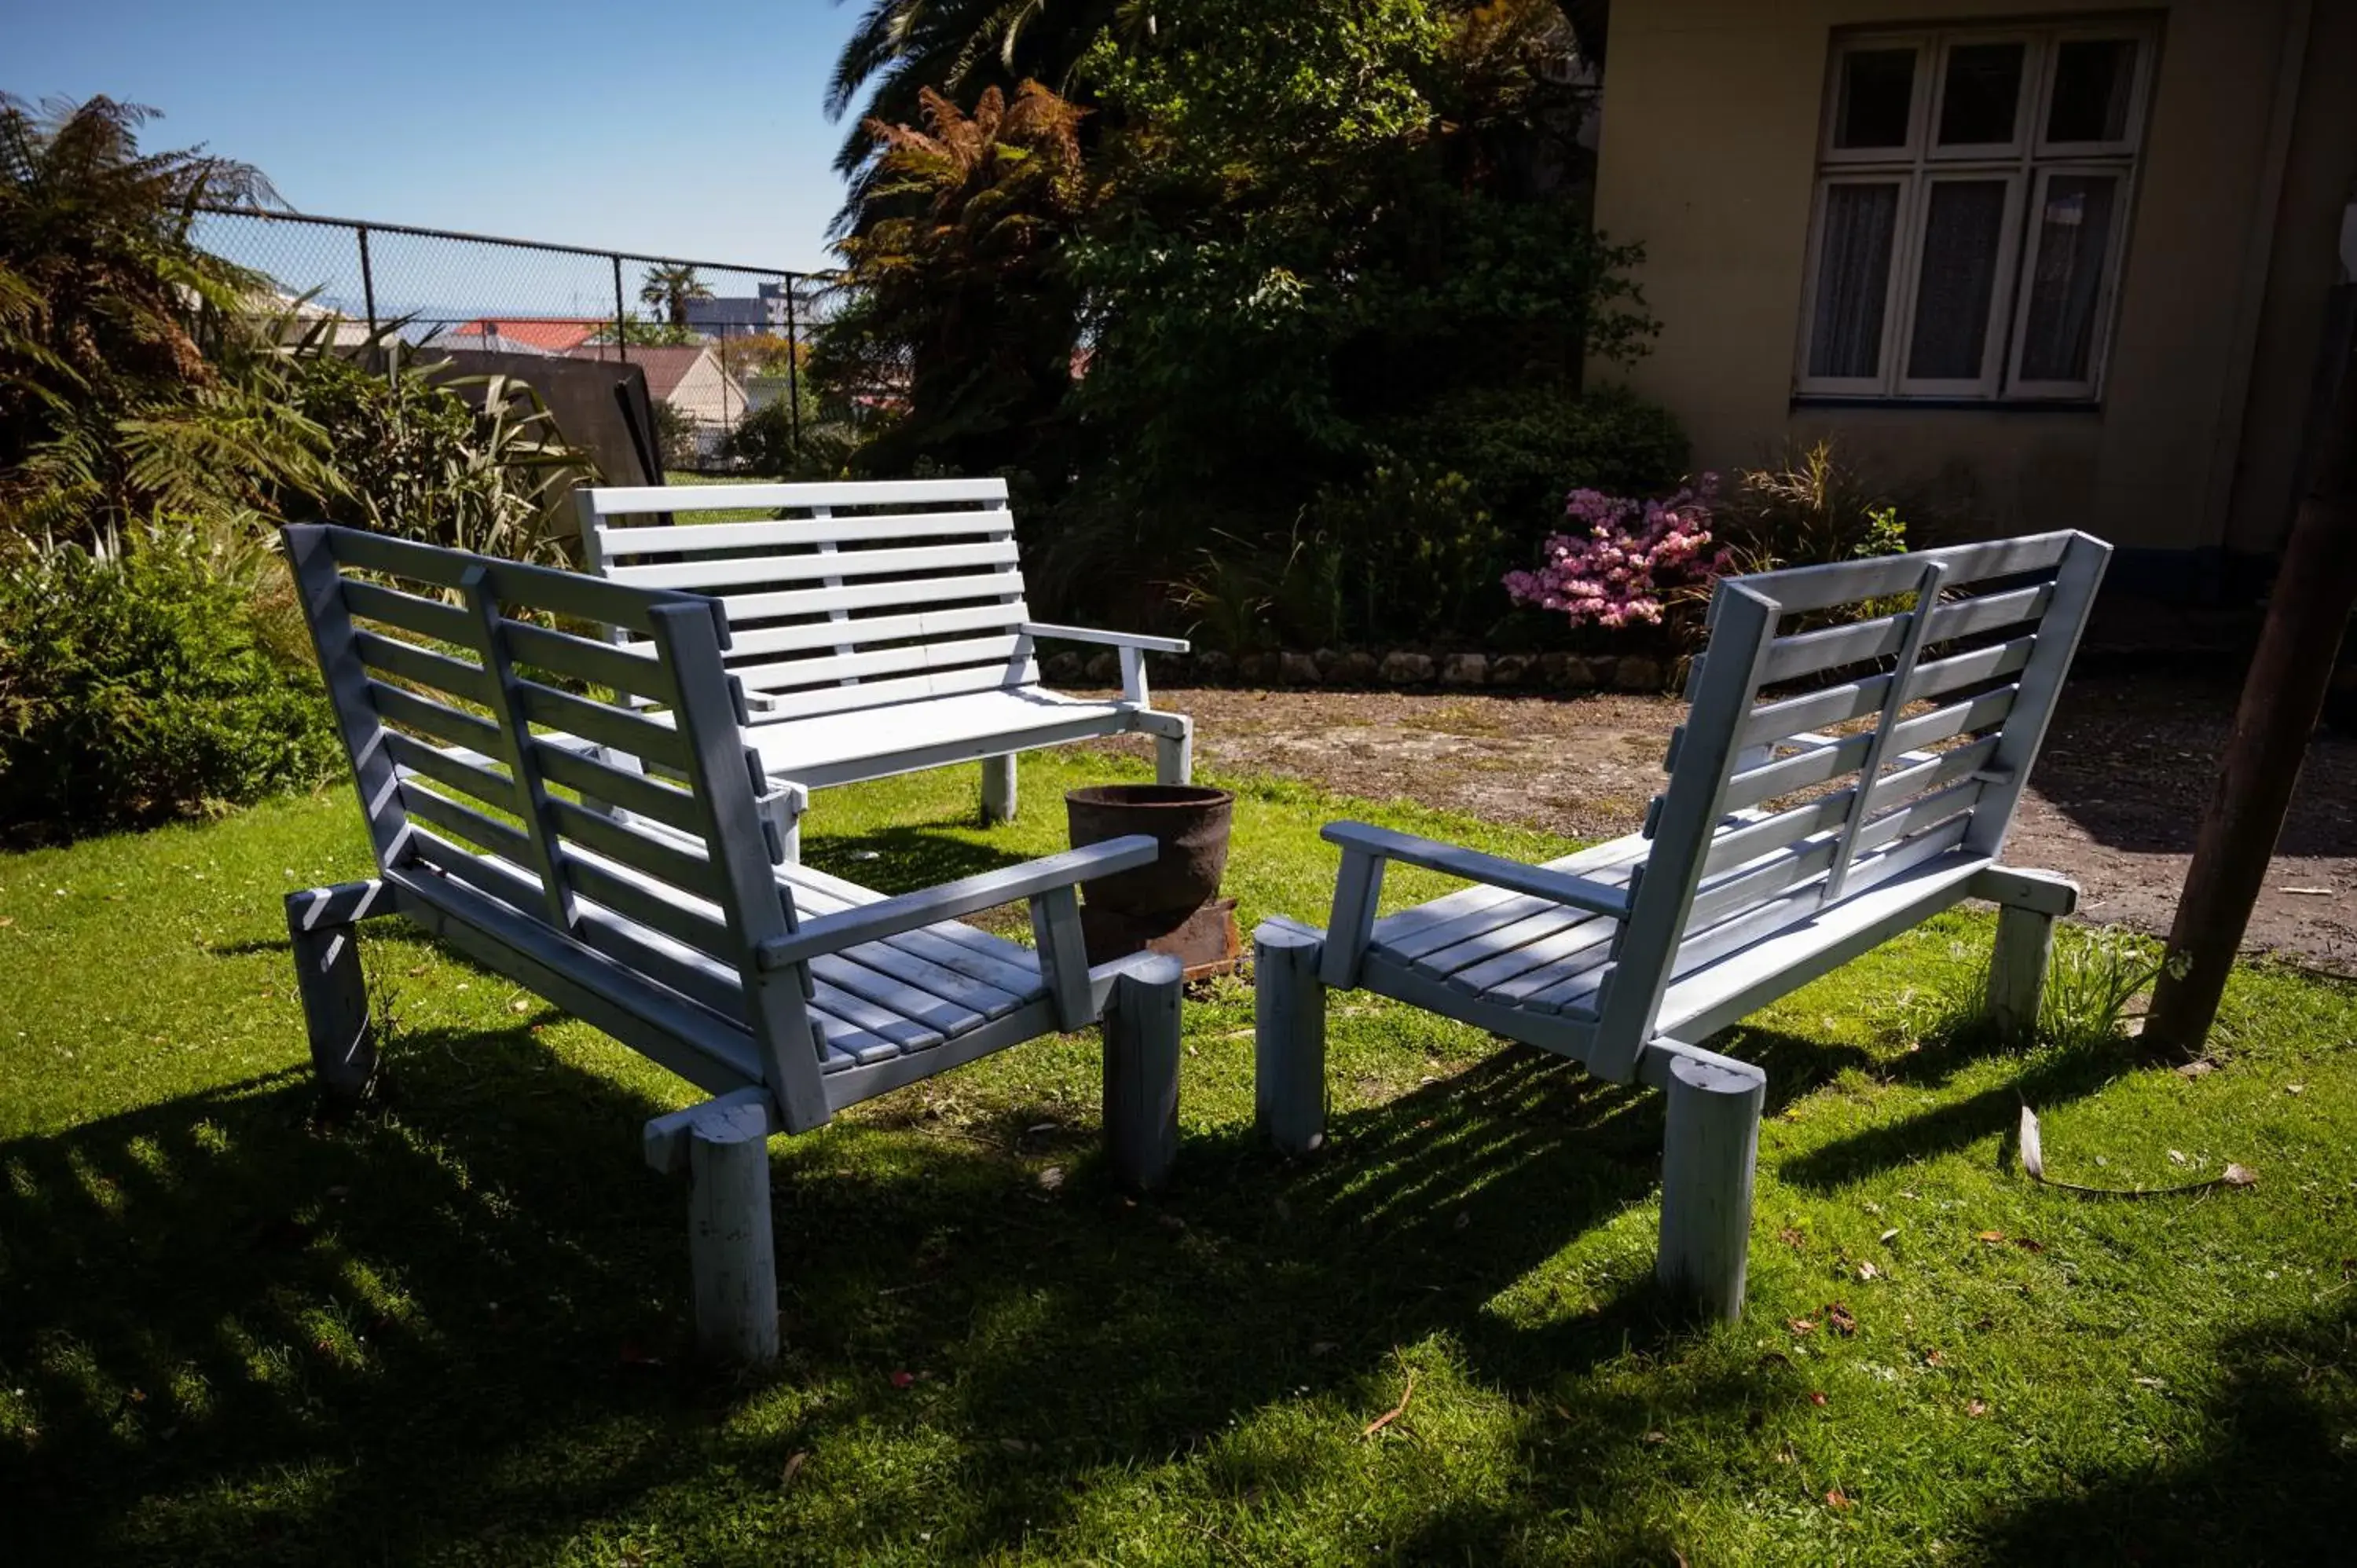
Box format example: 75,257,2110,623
1087,677,2357,973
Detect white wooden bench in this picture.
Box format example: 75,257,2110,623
279,522,1187,1362
576,478,1193,857
1254,530,2111,1319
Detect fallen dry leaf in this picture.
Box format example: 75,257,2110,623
508,998,531,1014
1779,1226,1806,1248
2014,1237,2046,1255
2167,1149,2187,1165
1036,1166,1065,1192
1809,1390,1828,1407
1965,1399,1987,1418
1923,1349,1945,1367
1978,1230,2007,1244
889,1370,916,1389
1788,1317,1817,1336
1879,1227,1900,1244
2176,1060,2216,1079
1857,1262,1880,1281
1644,1429,1668,1445
1824,1302,1857,1336
780,1451,808,1487
2221,1164,2258,1187
1826,1488,1853,1511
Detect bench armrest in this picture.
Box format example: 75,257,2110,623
1321,822,1633,917
1018,621,1191,654
755,835,1159,971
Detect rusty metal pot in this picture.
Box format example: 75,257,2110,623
1063,784,1233,915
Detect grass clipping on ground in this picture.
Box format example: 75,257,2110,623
1,749,2353,1566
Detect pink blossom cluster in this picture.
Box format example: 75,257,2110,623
1501,478,1733,628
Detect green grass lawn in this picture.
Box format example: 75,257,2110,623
2,750,2352,1565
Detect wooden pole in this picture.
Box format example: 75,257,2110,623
1656,1046,1765,1321
1102,954,1183,1193
685,1097,780,1364
2146,290,2357,1055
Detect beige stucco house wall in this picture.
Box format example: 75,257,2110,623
1588,0,2357,587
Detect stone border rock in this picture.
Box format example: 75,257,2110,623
1041,647,1684,694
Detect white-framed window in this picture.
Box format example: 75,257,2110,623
1795,22,2155,402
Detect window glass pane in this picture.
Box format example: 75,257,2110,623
1834,49,1917,149
1937,42,2024,145
1907,181,2008,380
1809,183,1901,379
2046,39,2137,143
2019,174,2121,383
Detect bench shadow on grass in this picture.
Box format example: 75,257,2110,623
0,998,1798,1563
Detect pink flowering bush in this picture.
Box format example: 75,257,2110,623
1501,477,1733,630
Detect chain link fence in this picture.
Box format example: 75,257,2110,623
193,207,848,471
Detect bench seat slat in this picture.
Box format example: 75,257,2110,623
501,619,676,702
809,953,990,1037
715,570,1031,625
515,680,690,770
1761,583,2055,684
342,578,475,645
368,680,503,753
384,731,522,816
731,634,1021,694
595,508,1014,559
611,538,1020,592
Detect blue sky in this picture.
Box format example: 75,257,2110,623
8,0,868,274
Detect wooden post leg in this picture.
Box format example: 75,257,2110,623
286,883,382,1104
1252,921,1327,1154
1102,954,1182,1193
1985,903,2056,1045
981,753,1018,825
1657,1049,1765,1321
686,1098,780,1364
1154,720,1193,786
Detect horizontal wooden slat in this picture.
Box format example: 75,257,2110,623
718,570,1028,625
1761,583,2055,684
809,953,986,1038
545,796,727,903
501,619,676,702
1720,685,2018,812
1747,532,2073,614
399,782,530,862
384,731,522,816
732,634,1021,693
530,742,706,835
1686,779,1985,931
325,527,717,638
367,680,502,752
594,508,1014,559
1739,635,2036,749
720,602,1023,660
563,848,735,958
747,660,1030,720
353,628,494,706
586,478,1008,515
611,538,1018,592
513,680,690,769
341,578,473,644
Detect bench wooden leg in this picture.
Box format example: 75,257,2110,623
1153,722,1193,786
1656,1047,1765,1321
1985,903,2056,1045
981,753,1018,825
1252,921,1327,1154
1103,954,1182,1193
685,1097,780,1364
285,881,387,1105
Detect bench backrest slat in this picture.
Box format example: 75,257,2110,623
577,479,1039,703
285,522,832,1127
1586,529,2110,1074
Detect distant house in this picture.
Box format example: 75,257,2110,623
445,317,610,354
682,280,798,338
565,343,750,459
1587,0,2357,595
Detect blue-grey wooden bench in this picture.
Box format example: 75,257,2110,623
577,478,1193,856
279,522,1186,1361
1253,530,2110,1319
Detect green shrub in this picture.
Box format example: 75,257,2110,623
0,523,339,837
1380,384,1690,532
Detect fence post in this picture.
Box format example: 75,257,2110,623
611,253,629,365
356,223,378,338
784,275,803,456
